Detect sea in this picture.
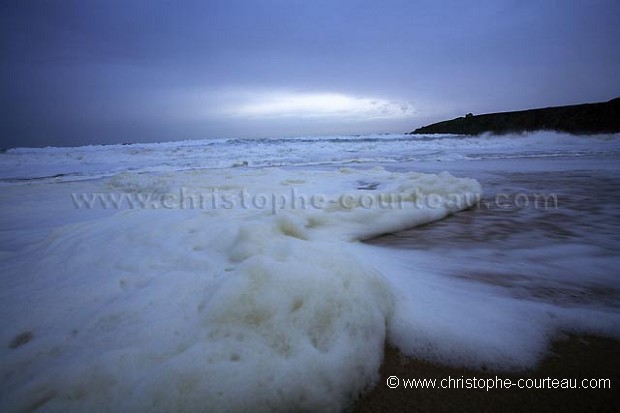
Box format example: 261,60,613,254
1,131,620,412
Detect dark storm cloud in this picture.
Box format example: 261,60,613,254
1,0,619,148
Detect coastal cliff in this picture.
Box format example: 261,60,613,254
411,98,620,135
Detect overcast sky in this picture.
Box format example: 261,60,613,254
2,0,619,148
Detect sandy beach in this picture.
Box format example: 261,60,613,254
351,159,620,412
352,335,620,412
3,1,620,410
2,137,619,412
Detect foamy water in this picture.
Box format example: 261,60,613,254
1,132,619,412
2,131,619,184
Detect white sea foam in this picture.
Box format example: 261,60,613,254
2,132,619,184
1,134,620,412
357,245,620,370
0,167,481,412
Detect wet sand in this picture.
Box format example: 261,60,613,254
351,335,620,412
352,164,620,411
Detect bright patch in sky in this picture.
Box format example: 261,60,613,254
224,92,415,120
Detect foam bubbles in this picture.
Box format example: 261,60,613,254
2,163,619,412
0,167,478,412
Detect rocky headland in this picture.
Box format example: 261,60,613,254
411,98,620,135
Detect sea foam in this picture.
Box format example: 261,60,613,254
0,167,478,412
1,164,619,412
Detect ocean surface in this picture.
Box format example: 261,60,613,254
1,132,620,412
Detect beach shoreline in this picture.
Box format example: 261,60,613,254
351,158,620,412
351,334,620,412
2,137,619,412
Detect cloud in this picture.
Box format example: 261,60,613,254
218,91,415,120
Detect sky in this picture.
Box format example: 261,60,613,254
1,0,619,148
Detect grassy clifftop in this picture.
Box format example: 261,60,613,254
411,98,620,135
